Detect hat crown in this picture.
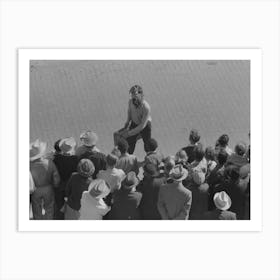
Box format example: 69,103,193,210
170,165,188,181
80,131,98,146
59,137,76,153
214,191,231,210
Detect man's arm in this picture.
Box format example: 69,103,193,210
127,103,150,137
124,100,132,129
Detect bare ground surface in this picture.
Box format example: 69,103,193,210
30,60,250,160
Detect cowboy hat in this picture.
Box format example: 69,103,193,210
89,179,110,199
170,165,188,182
214,191,232,211
59,137,76,155
30,139,47,161
80,130,98,147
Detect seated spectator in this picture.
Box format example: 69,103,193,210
30,139,60,220
187,170,209,220
215,134,233,156
182,129,201,164
189,144,207,174
109,172,142,220
76,130,100,158
53,137,79,219
115,138,139,175
64,159,95,220
97,154,126,193
79,179,111,220
205,146,217,177
203,191,236,220
226,142,249,168
137,163,166,219
144,138,164,170
157,165,192,220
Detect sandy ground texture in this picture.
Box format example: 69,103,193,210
30,60,250,160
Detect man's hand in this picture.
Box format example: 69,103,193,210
119,129,129,139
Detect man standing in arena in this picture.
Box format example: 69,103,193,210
116,85,152,154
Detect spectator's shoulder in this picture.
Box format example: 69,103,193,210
143,100,151,111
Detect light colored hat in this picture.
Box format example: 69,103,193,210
77,159,95,178
214,191,232,211
80,130,98,147
89,179,110,198
170,165,188,182
122,171,139,190
59,137,76,155
192,170,205,185
30,139,47,161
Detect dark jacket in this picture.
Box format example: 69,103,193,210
109,189,142,220
203,209,236,220
137,175,166,220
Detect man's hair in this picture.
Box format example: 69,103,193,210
106,153,118,167
189,129,200,144
205,146,215,161
144,138,158,153
117,138,129,154
129,85,143,95
218,134,229,147
193,144,204,162
217,150,228,165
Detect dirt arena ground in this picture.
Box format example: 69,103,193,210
30,60,250,160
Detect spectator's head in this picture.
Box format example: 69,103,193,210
217,150,228,165
121,171,139,191
192,170,206,185
59,137,76,156
170,165,188,182
205,146,215,161
106,153,118,168
217,134,229,147
30,139,47,162
54,139,61,154
189,129,200,144
175,150,188,164
117,138,129,154
225,165,240,182
143,163,159,178
89,179,110,199
193,144,205,162
144,138,158,153
129,85,144,107
235,142,247,156
163,156,176,175
80,130,98,147
111,146,121,158
77,159,95,178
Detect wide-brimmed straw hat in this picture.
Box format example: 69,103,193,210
80,130,98,147
30,139,47,161
59,137,76,155
122,171,139,190
214,191,232,211
170,165,188,182
89,179,110,199
77,159,95,178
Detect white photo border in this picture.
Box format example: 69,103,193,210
18,48,262,232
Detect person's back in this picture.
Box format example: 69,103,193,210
110,189,142,220
137,164,166,219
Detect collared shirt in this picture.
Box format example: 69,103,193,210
97,168,125,193
127,99,152,136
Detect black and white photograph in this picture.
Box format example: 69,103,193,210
18,49,261,231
